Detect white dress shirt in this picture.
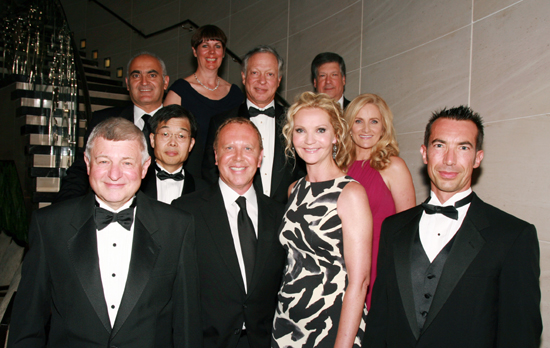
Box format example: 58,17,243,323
219,179,259,293
247,99,275,197
337,95,344,109
133,105,162,130
419,189,472,262
155,162,184,204
95,196,136,327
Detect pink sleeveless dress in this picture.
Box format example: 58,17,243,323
347,160,396,310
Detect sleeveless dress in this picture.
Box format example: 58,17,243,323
272,176,367,348
347,160,395,310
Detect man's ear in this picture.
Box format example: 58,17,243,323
420,145,428,165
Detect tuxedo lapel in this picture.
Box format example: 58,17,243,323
182,169,196,195
111,193,160,337
422,195,486,332
140,165,158,199
246,194,278,297
119,104,134,122
67,193,111,333
393,210,423,339
269,104,286,196
201,186,246,293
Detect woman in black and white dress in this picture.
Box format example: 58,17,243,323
272,92,373,348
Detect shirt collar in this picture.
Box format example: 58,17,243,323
246,99,275,112
337,95,344,108
155,161,183,174
95,195,136,213
428,188,473,207
133,104,163,123
218,179,257,211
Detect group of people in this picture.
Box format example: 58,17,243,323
7,24,542,348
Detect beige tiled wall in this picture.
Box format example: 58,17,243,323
61,0,550,344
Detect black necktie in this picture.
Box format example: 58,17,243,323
142,114,152,136
235,196,257,289
421,192,474,220
248,106,275,118
94,202,136,231
155,164,184,181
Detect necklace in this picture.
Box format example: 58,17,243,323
194,73,220,91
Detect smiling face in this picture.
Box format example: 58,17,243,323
314,62,346,100
215,122,263,195
150,117,195,173
85,137,150,210
193,39,224,71
420,118,484,203
292,107,337,167
126,55,169,113
350,103,384,158
242,52,281,109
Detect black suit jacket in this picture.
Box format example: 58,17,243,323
8,192,201,348
172,185,285,348
140,164,206,200
343,97,350,108
55,104,148,202
364,193,542,348
201,101,305,204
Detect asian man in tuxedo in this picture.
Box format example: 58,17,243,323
55,51,169,202
8,117,200,348
173,117,285,348
363,106,541,348
140,104,206,203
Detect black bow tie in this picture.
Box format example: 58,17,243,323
248,106,275,118
156,169,184,181
421,192,474,220
94,201,136,231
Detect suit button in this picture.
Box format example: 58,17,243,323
427,274,436,279
424,293,431,299
243,304,248,309
234,328,240,335
421,311,428,317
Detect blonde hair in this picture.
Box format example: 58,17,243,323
343,93,399,170
283,92,352,171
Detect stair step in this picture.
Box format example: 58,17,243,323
80,58,98,67
85,75,123,87
83,66,110,77
86,82,128,94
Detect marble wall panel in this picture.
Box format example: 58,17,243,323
179,0,231,26
131,2,182,47
288,0,359,35
60,0,88,34
470,0,550,122
362,0,471,65
229,0,288,57
85,22,133,59
361,27,470,134
392,131,428,204
86,0,131,29
472,115,550,241
133,0,177,16
286,3,362,92
344,69,360,101
473,0,519,21
231,0,264,16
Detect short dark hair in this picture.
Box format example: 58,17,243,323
424,106,484,151
191,25,227,50
213,117,263,151
149,105,198,139
311,52,346,84
241,45,284,76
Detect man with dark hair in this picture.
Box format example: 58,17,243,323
55,52,169,202
8,117,200,348
141,104,206,203
173,117,285,348
202,45,303,204
311,52,349,108
364,106,541,348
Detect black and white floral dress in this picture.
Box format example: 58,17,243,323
272,176,367,348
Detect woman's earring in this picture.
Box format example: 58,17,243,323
332,144,337,159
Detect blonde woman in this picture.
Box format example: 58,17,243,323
272,92,372,348
343,94,415,309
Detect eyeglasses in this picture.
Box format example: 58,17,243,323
156,132,189,142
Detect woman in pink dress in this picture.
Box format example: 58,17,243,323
343,94,416,310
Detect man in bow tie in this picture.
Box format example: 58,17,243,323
55,51,170,203
8,117,201,348
202,45,304,204
364,106,541,348
140,104,206,203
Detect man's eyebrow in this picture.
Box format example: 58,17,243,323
147,69,160,74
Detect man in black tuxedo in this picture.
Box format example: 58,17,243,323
364,106,542,348
55,51,169,202
202,45,303,204
173,117,285,348
311,52,350,109
141,104,206,203
8,117,200,347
